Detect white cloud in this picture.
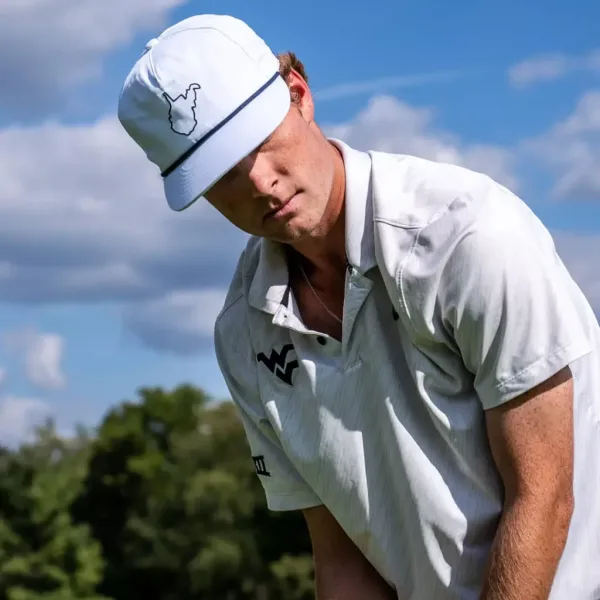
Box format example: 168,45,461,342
314,70,466,102
325,95,518,190
0,117,247,304
509,49,600,87
25,333,66,390
4,328,66,390
123,289,227,355
509,54,572,87
523,90,600,200
0,395,51,446
0,0,188,116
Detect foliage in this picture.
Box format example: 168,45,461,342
0,385,314,600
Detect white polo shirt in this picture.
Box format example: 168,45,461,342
214,140,600,599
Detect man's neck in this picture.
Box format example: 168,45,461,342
288,142,347,275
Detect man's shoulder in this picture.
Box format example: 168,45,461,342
366,151,538,318
368,150,501,231
212,237,266,401
214,235,262,336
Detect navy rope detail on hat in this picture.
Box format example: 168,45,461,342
161,72,281,179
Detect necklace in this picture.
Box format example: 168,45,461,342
296,260,344,325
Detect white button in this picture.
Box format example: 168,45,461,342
145,38,159,51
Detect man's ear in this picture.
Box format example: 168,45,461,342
287,69,314,123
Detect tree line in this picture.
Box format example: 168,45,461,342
0,385,315,599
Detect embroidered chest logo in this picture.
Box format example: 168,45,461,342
256,343,298,386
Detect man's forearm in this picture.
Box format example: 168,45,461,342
480,493,573,600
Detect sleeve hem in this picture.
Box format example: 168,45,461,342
265,490,323,512
480,339,593,410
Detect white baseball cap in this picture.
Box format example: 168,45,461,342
118,14,291,212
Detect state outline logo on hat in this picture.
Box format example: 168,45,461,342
163,83,202,136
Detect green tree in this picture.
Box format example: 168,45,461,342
72,384,314,599
0,421,106,600
1,384,315,599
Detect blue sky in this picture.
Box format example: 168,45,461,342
1,0,599,443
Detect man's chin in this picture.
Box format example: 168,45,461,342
267,231,309,245
263,218,318,245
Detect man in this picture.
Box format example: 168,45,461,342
117,13,600,599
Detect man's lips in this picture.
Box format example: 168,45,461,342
263,194,296,221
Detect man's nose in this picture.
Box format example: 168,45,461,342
244,155,278,197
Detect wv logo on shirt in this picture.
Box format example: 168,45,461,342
163,83,201,136
257,343,298,386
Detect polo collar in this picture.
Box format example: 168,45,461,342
248,138,376,315
334,138,377,275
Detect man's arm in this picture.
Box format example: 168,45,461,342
480,366,574,600
303,505,398,600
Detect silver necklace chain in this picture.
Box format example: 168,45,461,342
296,260,344,325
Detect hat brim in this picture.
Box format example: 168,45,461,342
163,74,291,212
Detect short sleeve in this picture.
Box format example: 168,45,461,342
437,189,593,409
214,301,322,511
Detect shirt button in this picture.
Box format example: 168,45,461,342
144,38,159,51
317,336,327,346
